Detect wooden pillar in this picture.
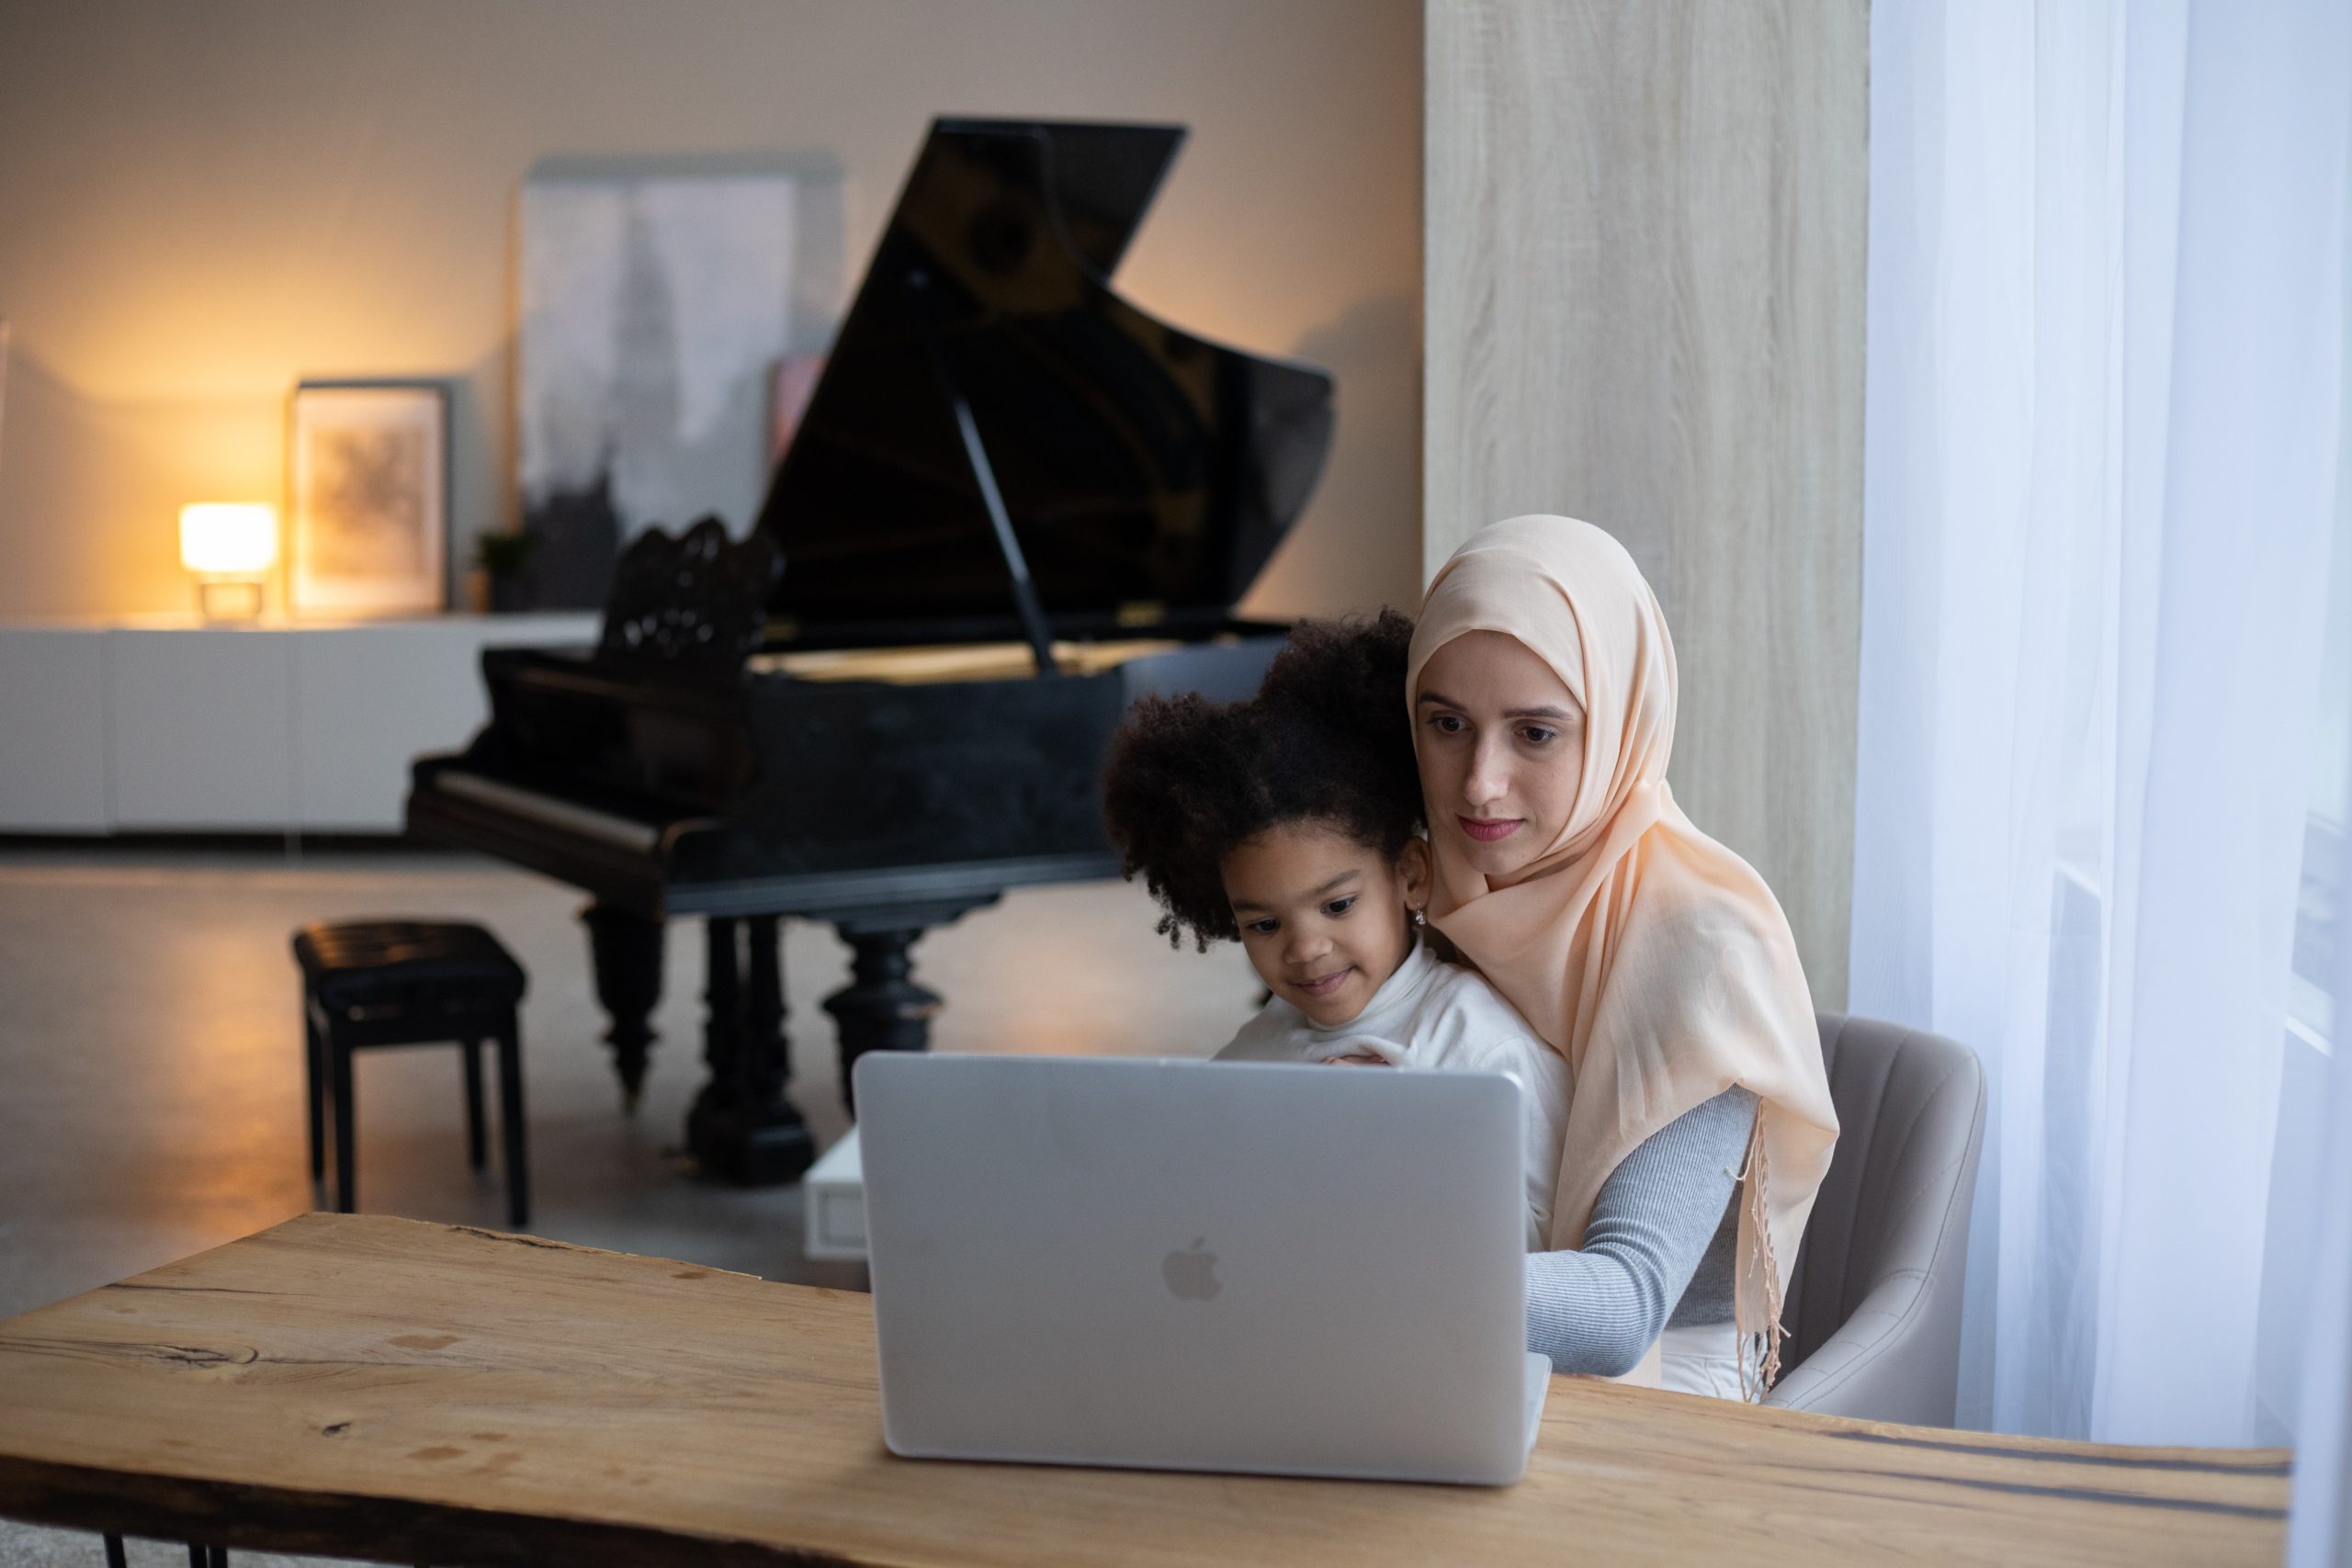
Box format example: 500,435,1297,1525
1422,0,1869,1007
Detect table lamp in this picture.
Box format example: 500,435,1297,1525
179,503,276,621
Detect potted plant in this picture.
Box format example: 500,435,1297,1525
474,529,540,613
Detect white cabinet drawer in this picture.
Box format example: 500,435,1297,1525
0,627,108,830
107,628,296,829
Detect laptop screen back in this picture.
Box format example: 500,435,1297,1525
855,1054,1530,1484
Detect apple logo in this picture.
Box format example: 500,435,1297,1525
1162,1236,1221,1301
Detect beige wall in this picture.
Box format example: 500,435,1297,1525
0,0,1419,620
1423,0,1867,1007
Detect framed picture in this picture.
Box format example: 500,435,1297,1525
288,379,449,617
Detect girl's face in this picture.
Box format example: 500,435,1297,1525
1221,823,1430,1029
1414,630,1587,883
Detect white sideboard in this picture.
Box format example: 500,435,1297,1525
0,614,598,834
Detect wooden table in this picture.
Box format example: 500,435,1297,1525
0,1213,2290,1567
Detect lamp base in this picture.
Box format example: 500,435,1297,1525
194,579,265,622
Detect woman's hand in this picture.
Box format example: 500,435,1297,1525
1319,1052,1393,1066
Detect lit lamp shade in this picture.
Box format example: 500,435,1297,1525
180,503,277,574
179,503,277,620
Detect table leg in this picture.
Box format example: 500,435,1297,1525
460,1038,487,1170
101,1535,125,1568
497,1019,530,1230
330,1040,356,1214
303,1010,325,1182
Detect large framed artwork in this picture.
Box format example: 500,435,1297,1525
288,379,450,618
516,153,844,607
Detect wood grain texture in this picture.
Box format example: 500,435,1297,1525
0,1214,2289,1567
1424,0,1867,1008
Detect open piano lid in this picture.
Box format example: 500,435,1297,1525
753,118,1336,642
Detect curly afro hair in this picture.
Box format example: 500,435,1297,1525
1102,608,1422,949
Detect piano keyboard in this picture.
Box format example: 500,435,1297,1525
746,637,1186,685
435,770,663,853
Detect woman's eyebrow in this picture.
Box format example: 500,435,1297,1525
1416,688,1576,722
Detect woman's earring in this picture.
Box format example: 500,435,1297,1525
1411,908,1427,928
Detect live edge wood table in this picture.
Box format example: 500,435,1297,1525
0,1215,2289,1568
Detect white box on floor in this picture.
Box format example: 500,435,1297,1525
804,1128,866,1261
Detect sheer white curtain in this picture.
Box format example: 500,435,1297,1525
2291,802,2352,1560
1852,0,2350,1445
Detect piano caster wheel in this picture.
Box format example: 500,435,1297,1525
686,914,816,1186
686,1089,816,1186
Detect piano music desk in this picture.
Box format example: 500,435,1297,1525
0,1213,2287,1567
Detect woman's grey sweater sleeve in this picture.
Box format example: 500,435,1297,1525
1525,1086,1758,1376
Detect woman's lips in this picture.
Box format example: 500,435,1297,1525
1295,968,1354,998
1458,816,1522,843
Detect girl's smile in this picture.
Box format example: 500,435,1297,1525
1295,966,1356,998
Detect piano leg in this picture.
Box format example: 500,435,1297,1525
581,902,664,1111
824,921,944,1117
687,914,816,1186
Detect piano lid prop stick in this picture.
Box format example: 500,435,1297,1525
924,329,1061,677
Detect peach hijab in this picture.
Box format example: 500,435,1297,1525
1408,515,1838,1391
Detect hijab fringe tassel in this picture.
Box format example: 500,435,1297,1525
1733,1118,1784,1404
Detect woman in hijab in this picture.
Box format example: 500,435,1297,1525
1408,514,1838,1397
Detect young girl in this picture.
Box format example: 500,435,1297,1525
1102,613,1570,1249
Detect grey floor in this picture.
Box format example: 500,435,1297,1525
0,844,1261,1567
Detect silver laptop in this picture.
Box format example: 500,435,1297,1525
854,1053,1552,1485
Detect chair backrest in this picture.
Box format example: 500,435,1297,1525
1764,1013,1986,1425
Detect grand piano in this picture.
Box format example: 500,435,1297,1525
406,118,1335,1184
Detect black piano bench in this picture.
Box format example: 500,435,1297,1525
291,920,531,1229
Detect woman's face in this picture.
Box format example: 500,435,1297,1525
1414,631,1586,882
